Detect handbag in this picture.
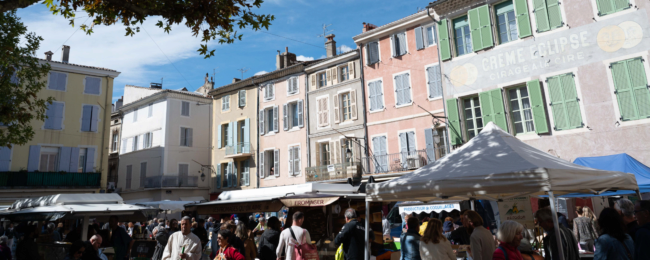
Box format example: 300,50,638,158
288,227,320,260
335,244,344,260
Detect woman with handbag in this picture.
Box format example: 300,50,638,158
214,229,245,260
594,208,634,260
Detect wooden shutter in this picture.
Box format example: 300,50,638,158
57,147,71,172
514,0,532,38
627,58,650,118
48,72,58,90
526,79,550,134
295,146,301,175
243,118,250,149
287,78,292,94
597,0,629,16
560,74,582,128
216,164,221,188
273,106,279,132
85,147,95,172
226,161,233,187
438,19,452,61
323,97,330,126
479,89,508,131
243,160,250,186
69,147,79,172
0,147,11,171
334,94,340,123
126,166,132,189
187,128,193,147
332,67,338,85
469,5,493,52
427,65,443,99
548,73,582,130
283,104,289,130
479,91,495,127
239,90,246,107
288,148,294,176
334,140,341,164
259,110,265,135
348,62,356,79
546,0,563,29
377,81,385,109
297,100,304,127
259,152,264,179
368,82,377,111
424,128,435,163
390,35,396,57
90,106,99,132
402,73,412,103
395,75,404,106
369,42,379,64
273,149,279,177
326,69,332,86
415,26,425,50
226,123,232,147
611,59,650,121
310,74,317,90
81,105,92,132
399,32,407,55
446,99,463,145
350,90,358,120
217,123,222,148
57,72,67,91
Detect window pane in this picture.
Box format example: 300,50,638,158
291,103,299,127
426,26,434,45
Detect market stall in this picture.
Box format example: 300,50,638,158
136,199,205,220
364,122,640,260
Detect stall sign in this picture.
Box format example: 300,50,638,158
398,203,460,215
197,200,284,215
280,197,340,207
497,196,535,229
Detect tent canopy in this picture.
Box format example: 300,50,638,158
366,122,639,202
573,153,650,194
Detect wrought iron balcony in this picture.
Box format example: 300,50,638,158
0,172,101,188
224,142,254,158
305,162,361,182
143,175,198,188
361,149,432,176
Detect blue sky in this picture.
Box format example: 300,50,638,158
17,0,431,103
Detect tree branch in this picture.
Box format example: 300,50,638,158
0,0,41,13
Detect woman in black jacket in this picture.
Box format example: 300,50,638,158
257,217,281,260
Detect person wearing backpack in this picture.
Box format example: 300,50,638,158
276,211,311,260
593,208,634,260
492,221,523,260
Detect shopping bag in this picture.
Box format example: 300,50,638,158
335,244,344,260
288,227,320,260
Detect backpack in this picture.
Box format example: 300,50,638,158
288,227,319,260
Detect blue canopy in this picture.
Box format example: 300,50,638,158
561,153,650,197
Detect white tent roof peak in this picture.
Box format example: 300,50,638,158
366,122,638,202
10,194,124,210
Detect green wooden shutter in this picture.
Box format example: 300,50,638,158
479,5,494,50
479,89,508,131
533,0,550,32
613,0,631,12
547,75,569,130
479,91,495,126
514,0,533,38
438,19,452,61
468,8,483,51
446,98,463,145
526,79,549,134
627,58,650,118
596,0,629,16
546,0,563,29
559,74,583,128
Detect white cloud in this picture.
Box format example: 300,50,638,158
319,55,327,59
296,55,314,61
254,70,268,76
340,44,356,53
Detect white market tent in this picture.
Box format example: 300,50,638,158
362,122,640,260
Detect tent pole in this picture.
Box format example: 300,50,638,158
636,189,642,199
548,192,565,260
365,199,370,260
470,200,475,210
81,215,89,241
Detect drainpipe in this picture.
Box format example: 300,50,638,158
427,8,451,154
254,79,260,189
304,67,311,171
100,76,111,191
356,46,372,171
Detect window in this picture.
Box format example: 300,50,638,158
425,25,436,47
496,1,518,44
180,127,193,147
391,31,407,57
39,147,59,172
133,135,139,151
320,143,331,165
179,163,189,184
342,139,355,163
181,101,190,116
288,146,300,176
371,136,388,172
240,159,250,186
84,77,101,95
454,16,473,56
264,84,275,101
140,162,147,188
126,165,132,189
366,41,380,65
287,77,299,95
533,0,563,32
143,132,153,148
81,105,99,132
596,0,630,16
148,103,153,118
44,102,64,130
368,81,385,111
394,73,412,106
283,100,304,130
260,149,279,178
415,25,436,50
547,73,583,130
78,148,87,173
340,93,352,121
133,108,138,122
610,57,650,121
508,86,535,134
222,95,230,111
48,72,67,91
399,131,417,168
112,133,119,152
463,97,483,138
239,90,246,107
239,120,245,144
318,73,327,88
437,128,449,158
340,66,350,82
260,106,278,135
427,65,443,99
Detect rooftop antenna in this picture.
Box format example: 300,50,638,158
236,67,249,80
317,24,334,44
212,67,219,83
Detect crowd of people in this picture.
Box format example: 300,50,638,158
392,198,650,260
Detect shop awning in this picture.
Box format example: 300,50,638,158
188,198,285,215
279,194,350,207
567,153,650,196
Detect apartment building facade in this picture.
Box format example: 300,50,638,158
305,39,366,183
431,0,650,164
353,11,448,178
0,47,119,204
117,85,211,202
209,78,258,198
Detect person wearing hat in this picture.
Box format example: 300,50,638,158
442,218,455,240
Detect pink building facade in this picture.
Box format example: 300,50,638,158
354,11,448,175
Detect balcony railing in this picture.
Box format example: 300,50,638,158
143,175,198,188
361,149,432,175
225,142,254,157
305,162,361,182
0,172,101,188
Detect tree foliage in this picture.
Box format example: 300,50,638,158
0,11,53,148
0,0,274,58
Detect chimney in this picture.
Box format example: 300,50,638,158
44,51,53,61
325,34,336,57
362,22,378,33
61,45,70,63
276,47,297,70
276,50,284,70
232,78,241,83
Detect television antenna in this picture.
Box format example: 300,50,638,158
316,24,334,44
236,67,249,80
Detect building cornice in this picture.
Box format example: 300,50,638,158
353,11,433,44
119,90,211,112
305,51,359,73
41,60,121,78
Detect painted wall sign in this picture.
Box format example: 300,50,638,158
444,10,650,94
280,197,340,207
398,203,460,215
497,196,535,229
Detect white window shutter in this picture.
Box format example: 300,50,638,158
259,110,265,135
324,97,329,126
326,69,332,86
333,94,340,123
296,146,301,175
335,140,341,164
273,149,279,177
297,100,304,127
415,26,424,50
259,152,265,178
390,35,396,57
329,141,336,165
310,74,317,90
332,67,338,85
350,90,358,120
283,104,289,131
288,148,294,176
348,62,355,79
271,84,275,99
273,106,279,133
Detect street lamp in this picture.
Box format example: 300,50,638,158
432,128,440,144
346,148,353,161
200,170,206,182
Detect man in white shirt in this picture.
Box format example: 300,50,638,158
162,216,202,260
276,211,311,260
